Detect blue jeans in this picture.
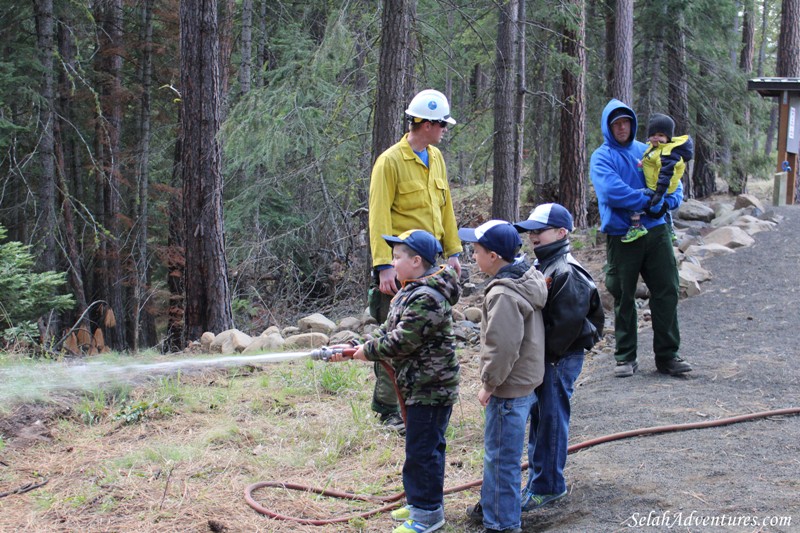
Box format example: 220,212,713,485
526,351,584,495
481,391,537,531
403,404,452,525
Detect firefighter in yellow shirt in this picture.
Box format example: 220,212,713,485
368,89,463,431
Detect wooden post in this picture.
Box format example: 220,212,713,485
773,172,787,206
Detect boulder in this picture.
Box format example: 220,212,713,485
335,316,362,333
298,313,336,334
281,326,300,337
703,226,755,249
230,330,253,353
734,193,765,212
452,308,465,321
260,325,280,336
711,207,752,228
731,215,777,236
463,307,483,323
679,261,712,283
329,330,358,344
683,243,735,260
200,331,215,352
242,333,285,354
209,329,237,353
284,332,329,349
676,199,716,222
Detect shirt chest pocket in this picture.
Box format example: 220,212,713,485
396,180,428,210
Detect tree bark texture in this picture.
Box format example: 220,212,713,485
559,0,587,228
740,0,755,72
777,0,800,76
667,10,690,196
371,0,415,162
239,0,253,95
610,0,633,105
492,0,520,221
514,0,526,203
180,0,233,342
95,0,127,350
133,0,156,351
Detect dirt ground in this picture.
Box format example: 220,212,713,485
2,204,799,533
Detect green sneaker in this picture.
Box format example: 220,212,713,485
392,518,445,533
521,489,567,511
391,505,411,521
622,225,648,243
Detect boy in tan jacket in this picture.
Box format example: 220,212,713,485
458,220,548,533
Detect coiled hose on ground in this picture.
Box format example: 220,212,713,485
244,407,800,526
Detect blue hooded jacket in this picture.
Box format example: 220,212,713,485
589,99,683,235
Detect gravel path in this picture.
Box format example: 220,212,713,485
523,205,800,532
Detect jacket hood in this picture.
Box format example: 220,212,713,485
601,99,638,149
403,265,461,306
486,265,548,310
494,258,531,280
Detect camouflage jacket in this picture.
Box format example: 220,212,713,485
362,265,461,406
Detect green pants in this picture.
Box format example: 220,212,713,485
605,224,680,363
368,283,400,417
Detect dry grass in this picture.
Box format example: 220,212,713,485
0,352,492,533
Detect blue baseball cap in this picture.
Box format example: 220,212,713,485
514,203,574,232
458,220,521,262
382,229,442,265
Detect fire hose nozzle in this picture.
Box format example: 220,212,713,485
309,346,355,362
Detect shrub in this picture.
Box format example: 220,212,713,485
0,225,74,343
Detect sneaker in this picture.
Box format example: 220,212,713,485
520,489,567,511
622,225,648,243
614,360,638,377
391,505,411,522
656,357,692,375
466,502,483,524
380,412,406,433
392,519,445,533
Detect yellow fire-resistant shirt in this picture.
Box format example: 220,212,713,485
369,133,462,267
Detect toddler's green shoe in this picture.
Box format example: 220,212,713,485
622,225,648,243
392,518,445,533
390,505,411,521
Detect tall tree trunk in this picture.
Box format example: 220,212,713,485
218,0,235,118
610,0,633,104
180,0,233,341
164,112,185,352
33,0,59,342
55,10,88,326
514,0,526,199
492,0,520,221
559,0,587,228
371,0,415,161
95,0,127,350
239,0,253,95
740,0,756,72
667,10,691,197
604,0,615,100
133,0,156,351
693,97,717,199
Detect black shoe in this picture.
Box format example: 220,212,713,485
656,357,692,375
380,412,406,433
484,528,522,533
614,359,638,377
466,502,483,524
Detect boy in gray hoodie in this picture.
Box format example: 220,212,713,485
458,220,548,533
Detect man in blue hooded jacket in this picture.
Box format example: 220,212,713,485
589,99,692,377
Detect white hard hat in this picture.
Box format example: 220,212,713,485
405,89,457,125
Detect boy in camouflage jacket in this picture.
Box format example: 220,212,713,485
333,229,460,533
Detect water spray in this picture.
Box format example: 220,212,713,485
0,346,356,405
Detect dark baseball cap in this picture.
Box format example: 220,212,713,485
514,203,574,232
458,220,521,262
382,229,442,265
